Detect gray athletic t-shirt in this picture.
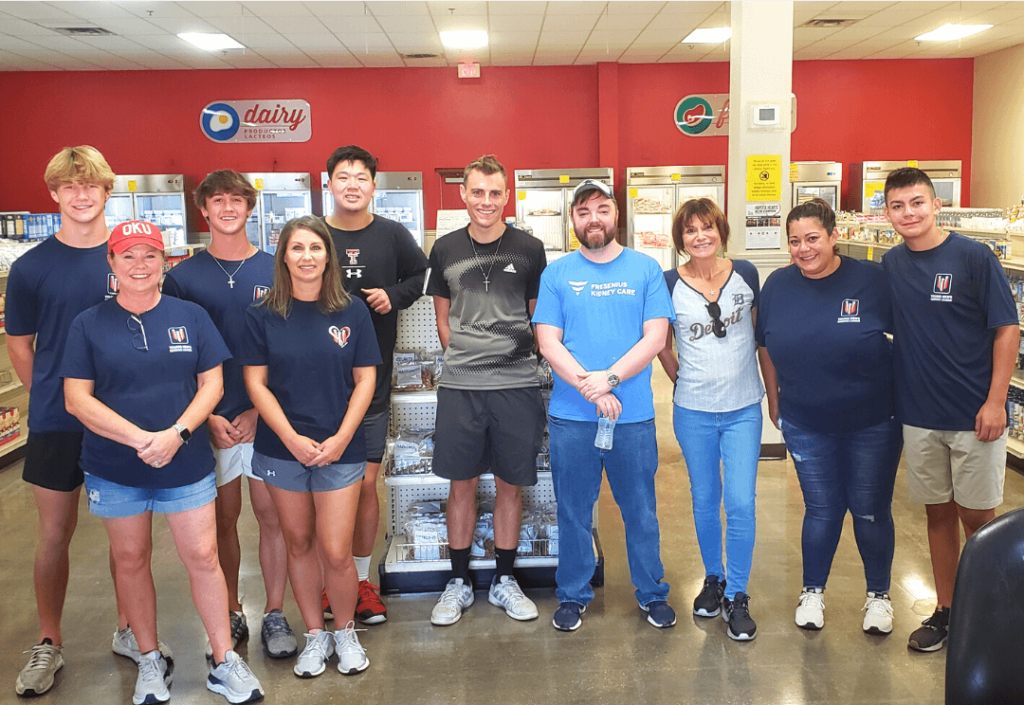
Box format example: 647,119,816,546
426,225,546,390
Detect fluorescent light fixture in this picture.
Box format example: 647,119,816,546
682,27,732,44
915,24,992,41
178,33,245,51
440,30,488,49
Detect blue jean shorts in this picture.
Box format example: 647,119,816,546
252,452,366,492
84,472,217,519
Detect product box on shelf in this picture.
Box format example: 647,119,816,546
0,406,21,446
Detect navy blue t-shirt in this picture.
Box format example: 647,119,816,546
60,296,231,489
883,232,1018,430
240,298,382,463
162,250,275,420
755,256,895,434
5,237,117,433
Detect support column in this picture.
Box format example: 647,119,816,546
726,1,793,258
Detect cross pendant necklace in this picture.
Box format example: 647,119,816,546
211,251,250,289
469,231,503,293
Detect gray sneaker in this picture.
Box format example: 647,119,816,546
334,621,370,675
430,578,475,626
261,610,298,658
488,575,539,621
15,640,64,696
293,631,334,678
112,627,174,664
132,650,171,705
206,650,264,704
206,611,249,659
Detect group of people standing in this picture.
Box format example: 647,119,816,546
8,140,1014,705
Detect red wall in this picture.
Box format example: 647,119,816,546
0,58,973,228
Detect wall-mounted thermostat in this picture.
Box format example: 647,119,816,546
751,103,782,127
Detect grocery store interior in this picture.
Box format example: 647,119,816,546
3,1,1024,704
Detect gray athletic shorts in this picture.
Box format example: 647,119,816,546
251,451,366,493
362,409,390,464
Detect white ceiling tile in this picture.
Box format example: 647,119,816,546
374,15,437,32
545,1,609,15
827,25,898,40
0,3,80,21
822,1,897,20
177,2,246,18
585,29,640,50
574,46,625,62
447,45,489,60
131,55,192,69
203,15,278,34
428,1,487,16
240,33,299,49
240,1,312,17
259,15,329,34
314,53,364,67
657,1,725,15
794,2,841,23
608,2,665,13
635,27,691,43
217,51,279,68
489,14,544,31
81,17,166,35
77,54,147,68
534,56,577,65
171,53,235,68
355,54,407,66
541,14,600,31
385,31,443,50
537,30,591,47
489,30,540,48
365,2,430,16
302,1,372,17
488,1,547,13
114,2,197,19
618,52,667,63
144,16,222,34
433,14,489,31
317,15,384,34
793,26,841,43
0,17,61,36
593,12,656,31
259,53,320,67
288,34,347,51
48,1,136,19
337,32,394,50
128,33,199,53
967,6,1024,24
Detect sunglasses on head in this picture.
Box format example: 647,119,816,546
705,301,727,338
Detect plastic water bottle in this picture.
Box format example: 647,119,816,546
595,416,615,450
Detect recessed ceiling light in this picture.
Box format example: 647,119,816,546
682,28,732,44
178,33,245,51
440,30,488,49
915,24,992,41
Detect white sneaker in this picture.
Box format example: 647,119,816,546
862,592,894,635
112,627,174,664
795,588,825,630
132,651,170,705
15,640,63,696
206,650,263,704
335,621,370,675
293,631,334,678
430,578,475,626
488,575,539,621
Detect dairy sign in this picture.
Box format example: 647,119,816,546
674,94,729,137
200,100,311,143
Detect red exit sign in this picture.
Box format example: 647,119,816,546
458,63,480,79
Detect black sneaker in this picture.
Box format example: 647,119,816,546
552,602,586,632
908,607,949,652
722,592,757,641
693,575,725,617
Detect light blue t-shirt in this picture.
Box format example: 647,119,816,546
533,247,675,423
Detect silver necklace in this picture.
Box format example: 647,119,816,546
468,231,503,292
211,252,249,288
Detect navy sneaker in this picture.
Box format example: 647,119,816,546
552,602,586,632
641,601,677,628
693,576,725,617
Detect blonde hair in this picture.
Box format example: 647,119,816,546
259,216,351,318
44,145,115,192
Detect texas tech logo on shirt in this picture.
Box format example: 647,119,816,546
838,298,861,323
106,273,119,297
329,325,351,348
344,249,364,279
931,274,953,302
168,326,193,353
253,285,269,302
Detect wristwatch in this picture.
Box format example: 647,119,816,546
605,370,621,388
173,422,192,444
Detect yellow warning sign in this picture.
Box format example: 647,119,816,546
127,180,137,192
746,155,782,202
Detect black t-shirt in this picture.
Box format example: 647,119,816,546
324,215,429,414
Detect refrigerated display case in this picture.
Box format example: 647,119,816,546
104,175,190,248
514,168,614,252
320,171,425,247
242,173,312,255
848,160,961,212
625,166,725,270
791,162,842,211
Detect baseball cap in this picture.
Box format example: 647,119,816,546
572,179,614,202
109,220,165,254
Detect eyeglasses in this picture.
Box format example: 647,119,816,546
127,314,148,352
705,301,727,338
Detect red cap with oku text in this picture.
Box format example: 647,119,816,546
109,220,165,254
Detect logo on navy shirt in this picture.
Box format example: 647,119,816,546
106,273,119,296
253,285,269,301
168,326,193,353
932,274,953,302
329,325,351,348
838,298,861,323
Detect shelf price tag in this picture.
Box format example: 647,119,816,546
559,175,569,184
670,173,681,182
517,191,526,200
789,163,799,182
867,246,875,261
907,160,919,168
628,187,638,198
255,179,264,190
127,180,137,192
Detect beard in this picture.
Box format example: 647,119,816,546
578,223,617,250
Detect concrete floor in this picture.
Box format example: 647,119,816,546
3,374,1022,705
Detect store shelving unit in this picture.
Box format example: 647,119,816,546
377,297,604,593
0,270,29,466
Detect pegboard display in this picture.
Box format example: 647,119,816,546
389,391,437,436
396,296,441,351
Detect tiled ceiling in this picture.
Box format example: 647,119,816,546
0,1,1021,71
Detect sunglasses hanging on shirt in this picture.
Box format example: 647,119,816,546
705,301,727,338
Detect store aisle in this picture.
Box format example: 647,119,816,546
2,372,1020,705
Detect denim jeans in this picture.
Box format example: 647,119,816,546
672,402,761,599
548,416,670,607
780,415,902,593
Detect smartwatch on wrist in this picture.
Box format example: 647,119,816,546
606,370,621,388
173,423,192,444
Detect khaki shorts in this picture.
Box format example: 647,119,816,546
902,425,1006,510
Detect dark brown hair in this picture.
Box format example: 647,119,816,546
786,198,839,254
883,167,935,202
672,198,729,254
194,169,257,212
463,154,507,186
259,216,350,318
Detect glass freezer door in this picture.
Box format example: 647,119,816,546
260,191,312,255
105,194,134,230
630,186,675,271
517,188,566,251
136,194,186,248
322,189,333,218
793,184,839,210
374,190,424,246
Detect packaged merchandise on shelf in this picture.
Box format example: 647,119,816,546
2,213,60,241
0,239,43,272
1009,386,1024,441
392,349,441,391
390,427,435,476
403,501,449,561
0,406,21,446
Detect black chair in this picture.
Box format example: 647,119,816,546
946,506,1024,704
